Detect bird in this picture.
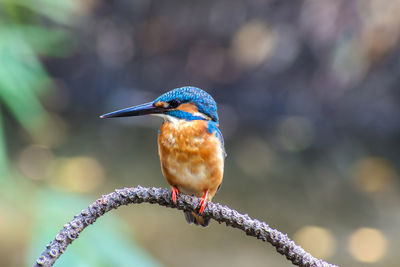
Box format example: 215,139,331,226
100,86,225,226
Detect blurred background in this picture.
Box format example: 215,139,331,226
0,0,399,266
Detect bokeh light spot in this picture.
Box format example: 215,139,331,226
234,137,276,178
96,20,134,67
348,227,387,263
294,226,336,259
352,157,396,193
231,20,276,68
276,116,314,152
18,144,54,181
358,0,400,62
32,113,69,148
49,156,105,193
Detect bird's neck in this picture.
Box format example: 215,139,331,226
153,111,209,124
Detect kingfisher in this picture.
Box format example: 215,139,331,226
100,86,225,226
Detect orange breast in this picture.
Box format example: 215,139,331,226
157,120,224,200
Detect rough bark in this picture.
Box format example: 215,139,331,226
34,186,338,267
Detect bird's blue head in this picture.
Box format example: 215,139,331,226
154,87,219,123
100,86,219,123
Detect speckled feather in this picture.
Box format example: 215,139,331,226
158,119,224,226
158,120,224,195
154,86,219,123
154,87,225,226
101,86,225,226
154,87,225,155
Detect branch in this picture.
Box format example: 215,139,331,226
33,186,338,267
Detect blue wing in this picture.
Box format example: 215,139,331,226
207,121,226,157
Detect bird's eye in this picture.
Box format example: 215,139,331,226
168,100,181,108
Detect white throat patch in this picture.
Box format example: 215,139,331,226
151,114,181,124
151,112,210,124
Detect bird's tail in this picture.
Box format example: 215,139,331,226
184,211,210,227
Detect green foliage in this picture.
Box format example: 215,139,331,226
0,0,76,178
0,4,161,267
28,189,161,267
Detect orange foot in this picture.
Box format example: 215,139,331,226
199,190,209,214
171,187,179,203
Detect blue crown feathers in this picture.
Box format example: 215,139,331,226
154,86,219,123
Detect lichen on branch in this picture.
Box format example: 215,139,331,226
34,186,338,267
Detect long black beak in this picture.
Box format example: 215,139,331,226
100,102,164,118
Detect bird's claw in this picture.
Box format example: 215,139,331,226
171,187,179,203
199,190,209,214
